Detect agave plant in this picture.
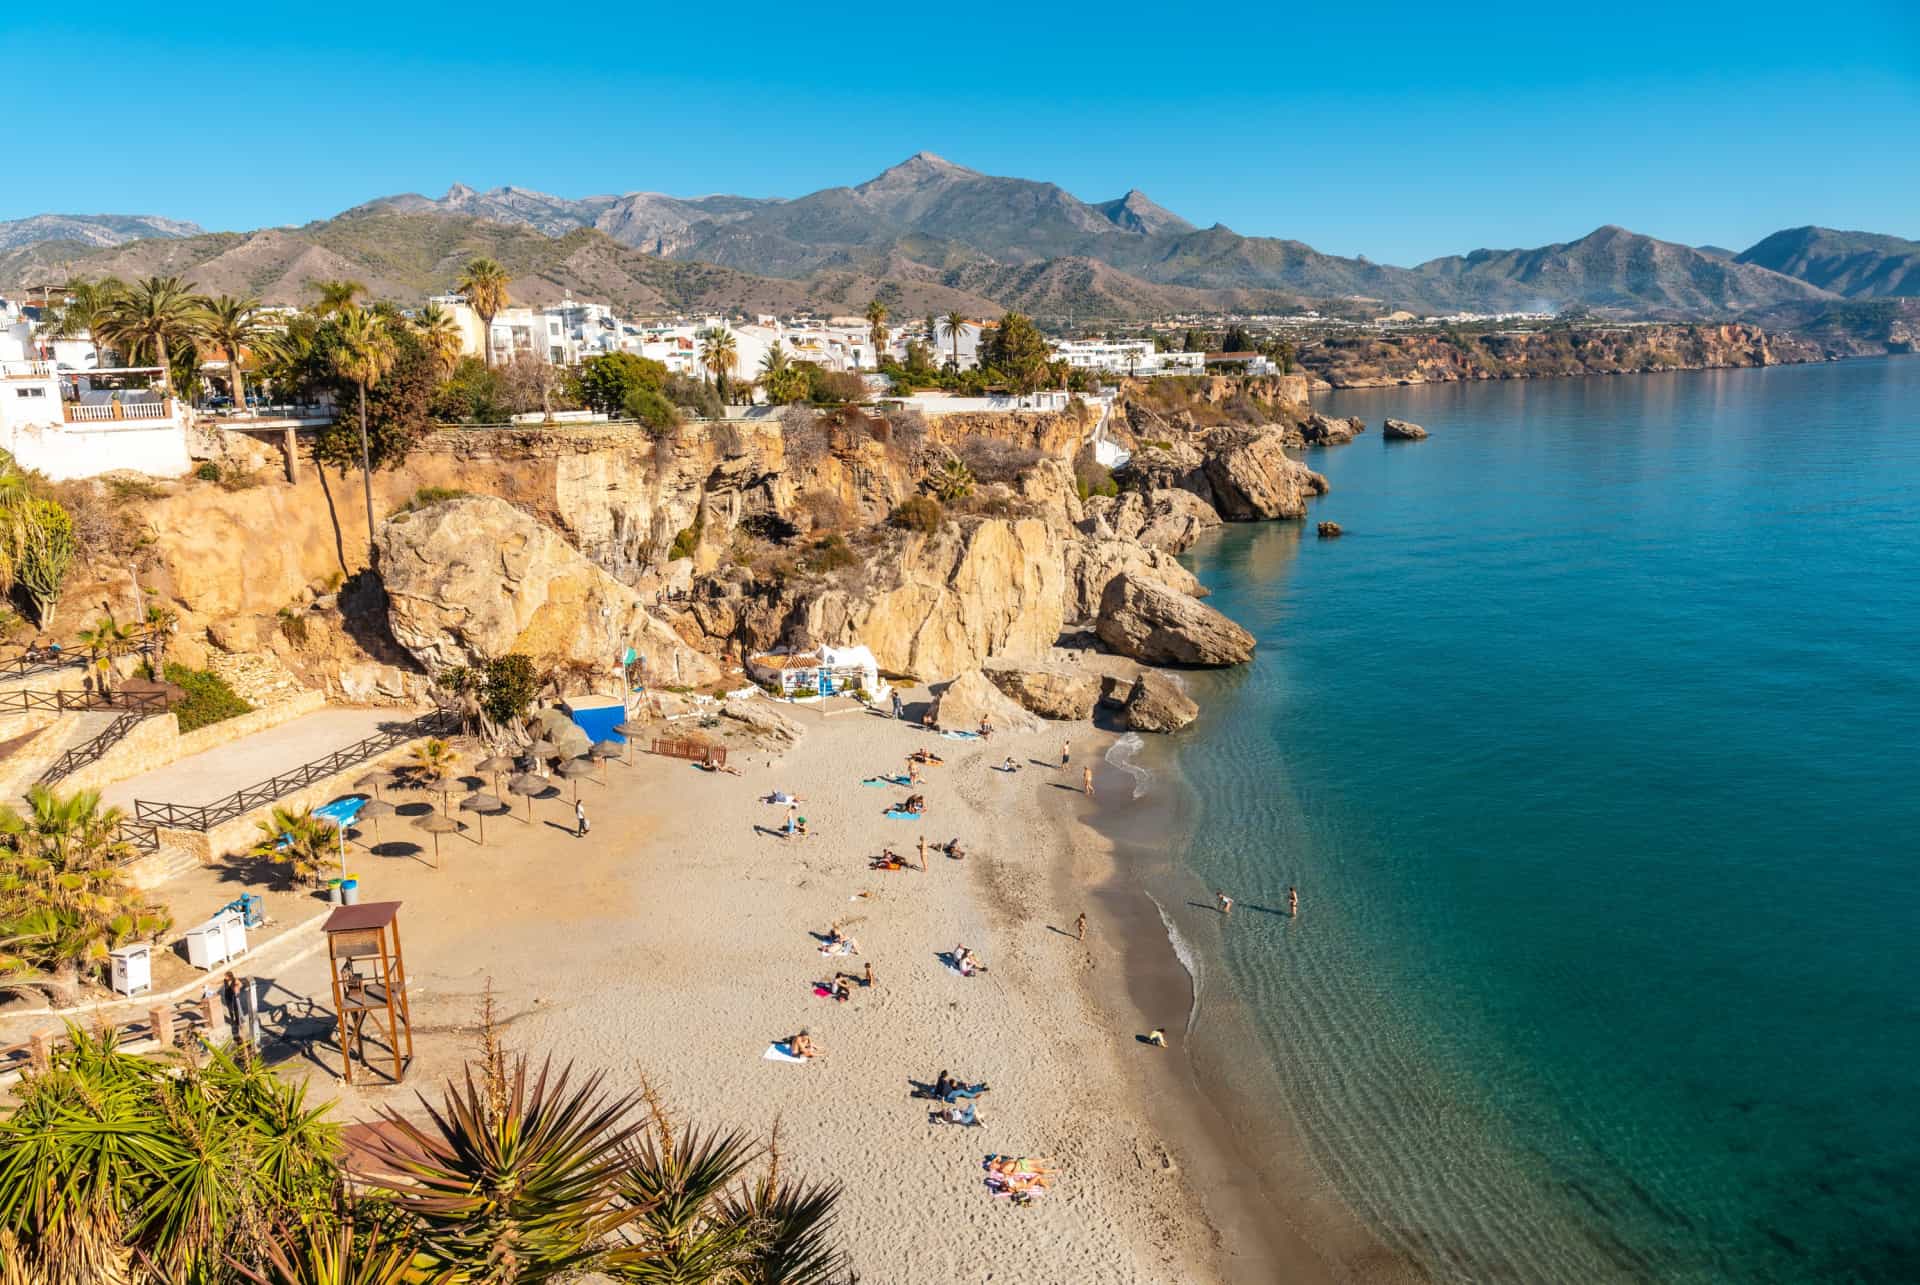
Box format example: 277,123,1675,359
235,1224,440,1285
603,1122,762,1283
928,455,975,502
356,1055,644,1283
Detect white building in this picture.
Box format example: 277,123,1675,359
747,643,885,700
1051,339,1205,377
0,356,191,480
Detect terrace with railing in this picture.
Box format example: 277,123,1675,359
64,398,177,423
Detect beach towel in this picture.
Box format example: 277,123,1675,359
884,809,921,820
942,730,980,740
819,941,855,956
764,1043,809,1063
812,984,834,997
861,775,911,787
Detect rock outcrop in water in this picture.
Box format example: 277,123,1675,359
1122,672,1200,732
1095,573,1256,667
1383,418,1428,440
984,662,1102,720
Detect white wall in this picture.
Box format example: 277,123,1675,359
0,421,192,480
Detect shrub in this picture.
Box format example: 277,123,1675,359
390,486,472,518
1075,461,1119,499
803,533,857,573
668,526,698,560
276,606,309,645
888,495,944,535
107,475,168,502
164,662,253,732
194,461,220,482
664,373,722,420
217,468,263,492
954,437,1045,484
622,386,681,433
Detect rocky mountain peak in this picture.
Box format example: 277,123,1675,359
443,182,477,201
860,152,980,190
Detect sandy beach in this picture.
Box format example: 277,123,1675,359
226,698,1227,1281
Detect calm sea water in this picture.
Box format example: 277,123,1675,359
1166,359,1920,1282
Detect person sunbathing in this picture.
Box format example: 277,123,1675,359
1001,755,1019,772
952,945,985,976
902,794,926,814
944,837,966,860
934,1102,981,1126
829,977,851,1003
908,748,943,765
820,925,860,954
871,851,908,871
770,789,804,804
788,1031,819,1059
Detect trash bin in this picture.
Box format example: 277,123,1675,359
328,878,344,905
341,879,360,906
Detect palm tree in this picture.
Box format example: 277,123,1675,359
46,277,123,369
199,294,264,413
408,738,459,811
250,804,340,885
699,327,738,403
142,602,178,667
941,310,970,371
74,615,133,696
456,258,511,367
414,301,464,374
94,276,205,395
329,307,396,564
759,340,788,378
0,786,168,1006
864,300,888,367
310,279,365,318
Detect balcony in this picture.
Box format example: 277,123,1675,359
64,399,175,423
2,360,55,379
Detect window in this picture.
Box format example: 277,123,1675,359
15,386,46,398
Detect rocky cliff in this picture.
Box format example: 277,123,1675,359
1299,323,1825,387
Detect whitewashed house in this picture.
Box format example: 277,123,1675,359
747,644,885,700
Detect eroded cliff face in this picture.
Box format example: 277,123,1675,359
1300,323,1823,387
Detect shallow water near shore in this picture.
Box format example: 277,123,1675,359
1160,358,1920,1281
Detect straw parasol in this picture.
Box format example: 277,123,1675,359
507,773,549,822
525,738,557,765
613,720,647,763
588,741,622,781
553,756,596,802
355,768,402,800
411,809,461,868
356,798,396,848
458,792,506,843
476,754,517,797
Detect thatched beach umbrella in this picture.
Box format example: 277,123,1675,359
554,756,595,802
355,768,402,800
588,741,622,781
459,792,507,843
507,773,549,822
476,754,516,796
613,720,646,763
525,738,558,766
411,809,461,868
356,798,396,848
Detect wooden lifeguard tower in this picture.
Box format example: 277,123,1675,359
323,900,413,1084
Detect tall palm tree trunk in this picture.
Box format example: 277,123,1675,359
230,365,248,414
480,312,495,367
156,333,173,396
358,382,377,564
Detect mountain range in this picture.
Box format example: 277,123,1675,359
3,155,1916,321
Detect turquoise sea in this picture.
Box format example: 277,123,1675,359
1157,358,1920,1281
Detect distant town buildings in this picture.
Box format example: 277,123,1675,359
1050,338,1204,376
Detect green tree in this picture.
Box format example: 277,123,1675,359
0,787,169,1005
699,328,738,403
200,294,264,413
74,615,133,696
47,276,124,368
414,300,465,375
576,352,669,417
14,497,75,625
864,300,888,367
1222,324,1254,353
95,276,205,395
250,804,341,886
456,258,511,367
328,307,397,563
982,312,1051,395
309,279,366,317
940,311,969,371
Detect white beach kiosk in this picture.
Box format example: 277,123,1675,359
747,643,886,702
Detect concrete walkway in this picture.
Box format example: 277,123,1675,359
100,708,422,811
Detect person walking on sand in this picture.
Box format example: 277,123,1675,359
891,689,903,719
1289,886,1298,918
1061,740,1070,769
784,803,797,836
864,960,875,989
918,834,928,871
1147,1027,1167,1047
1217,891,1234,917
1082,765,1094,797
1075,911,1087,941
575,800,589,839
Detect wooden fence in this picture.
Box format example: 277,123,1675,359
648,737,727,767
0,995,217,1080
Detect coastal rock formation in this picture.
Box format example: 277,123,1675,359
790,517,1066,680
1299,413,1366,445
1301,323,1814,388
376,494,719,684
1383,418,1428,440
984,662,1102,720
1122,672,1200,732
1317,521,1343,538
1095,573,1255,667
1062,538,1206,622
721,699,805,746
929,667,1044,734
1199,429,1330,521
1082,488,1221,554
1117,440,1210,499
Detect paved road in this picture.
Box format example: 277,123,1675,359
101,708,422,810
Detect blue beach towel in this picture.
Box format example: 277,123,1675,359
942,730,981,740
884,809,922,820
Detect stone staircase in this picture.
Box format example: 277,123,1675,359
207,652,305,707
0,710,121,802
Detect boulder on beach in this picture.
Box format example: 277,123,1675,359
928,668,1044,734
984,662,1102,721
1317,521,1343,538
377,494,719,685
1095,573,1256,667
1123,672,1199,732
1383,418,1429,440
1299,413,1366,446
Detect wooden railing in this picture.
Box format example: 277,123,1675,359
65,399,174,423
0,687,174,715
0,996,216,1079
132,712,452,832
38,711,148,788
648,737,727,768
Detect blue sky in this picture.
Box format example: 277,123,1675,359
6,0,1916,264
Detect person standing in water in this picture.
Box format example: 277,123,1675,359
1289,886,1298,917
1082,765,1094,797
1217,891,1234,917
